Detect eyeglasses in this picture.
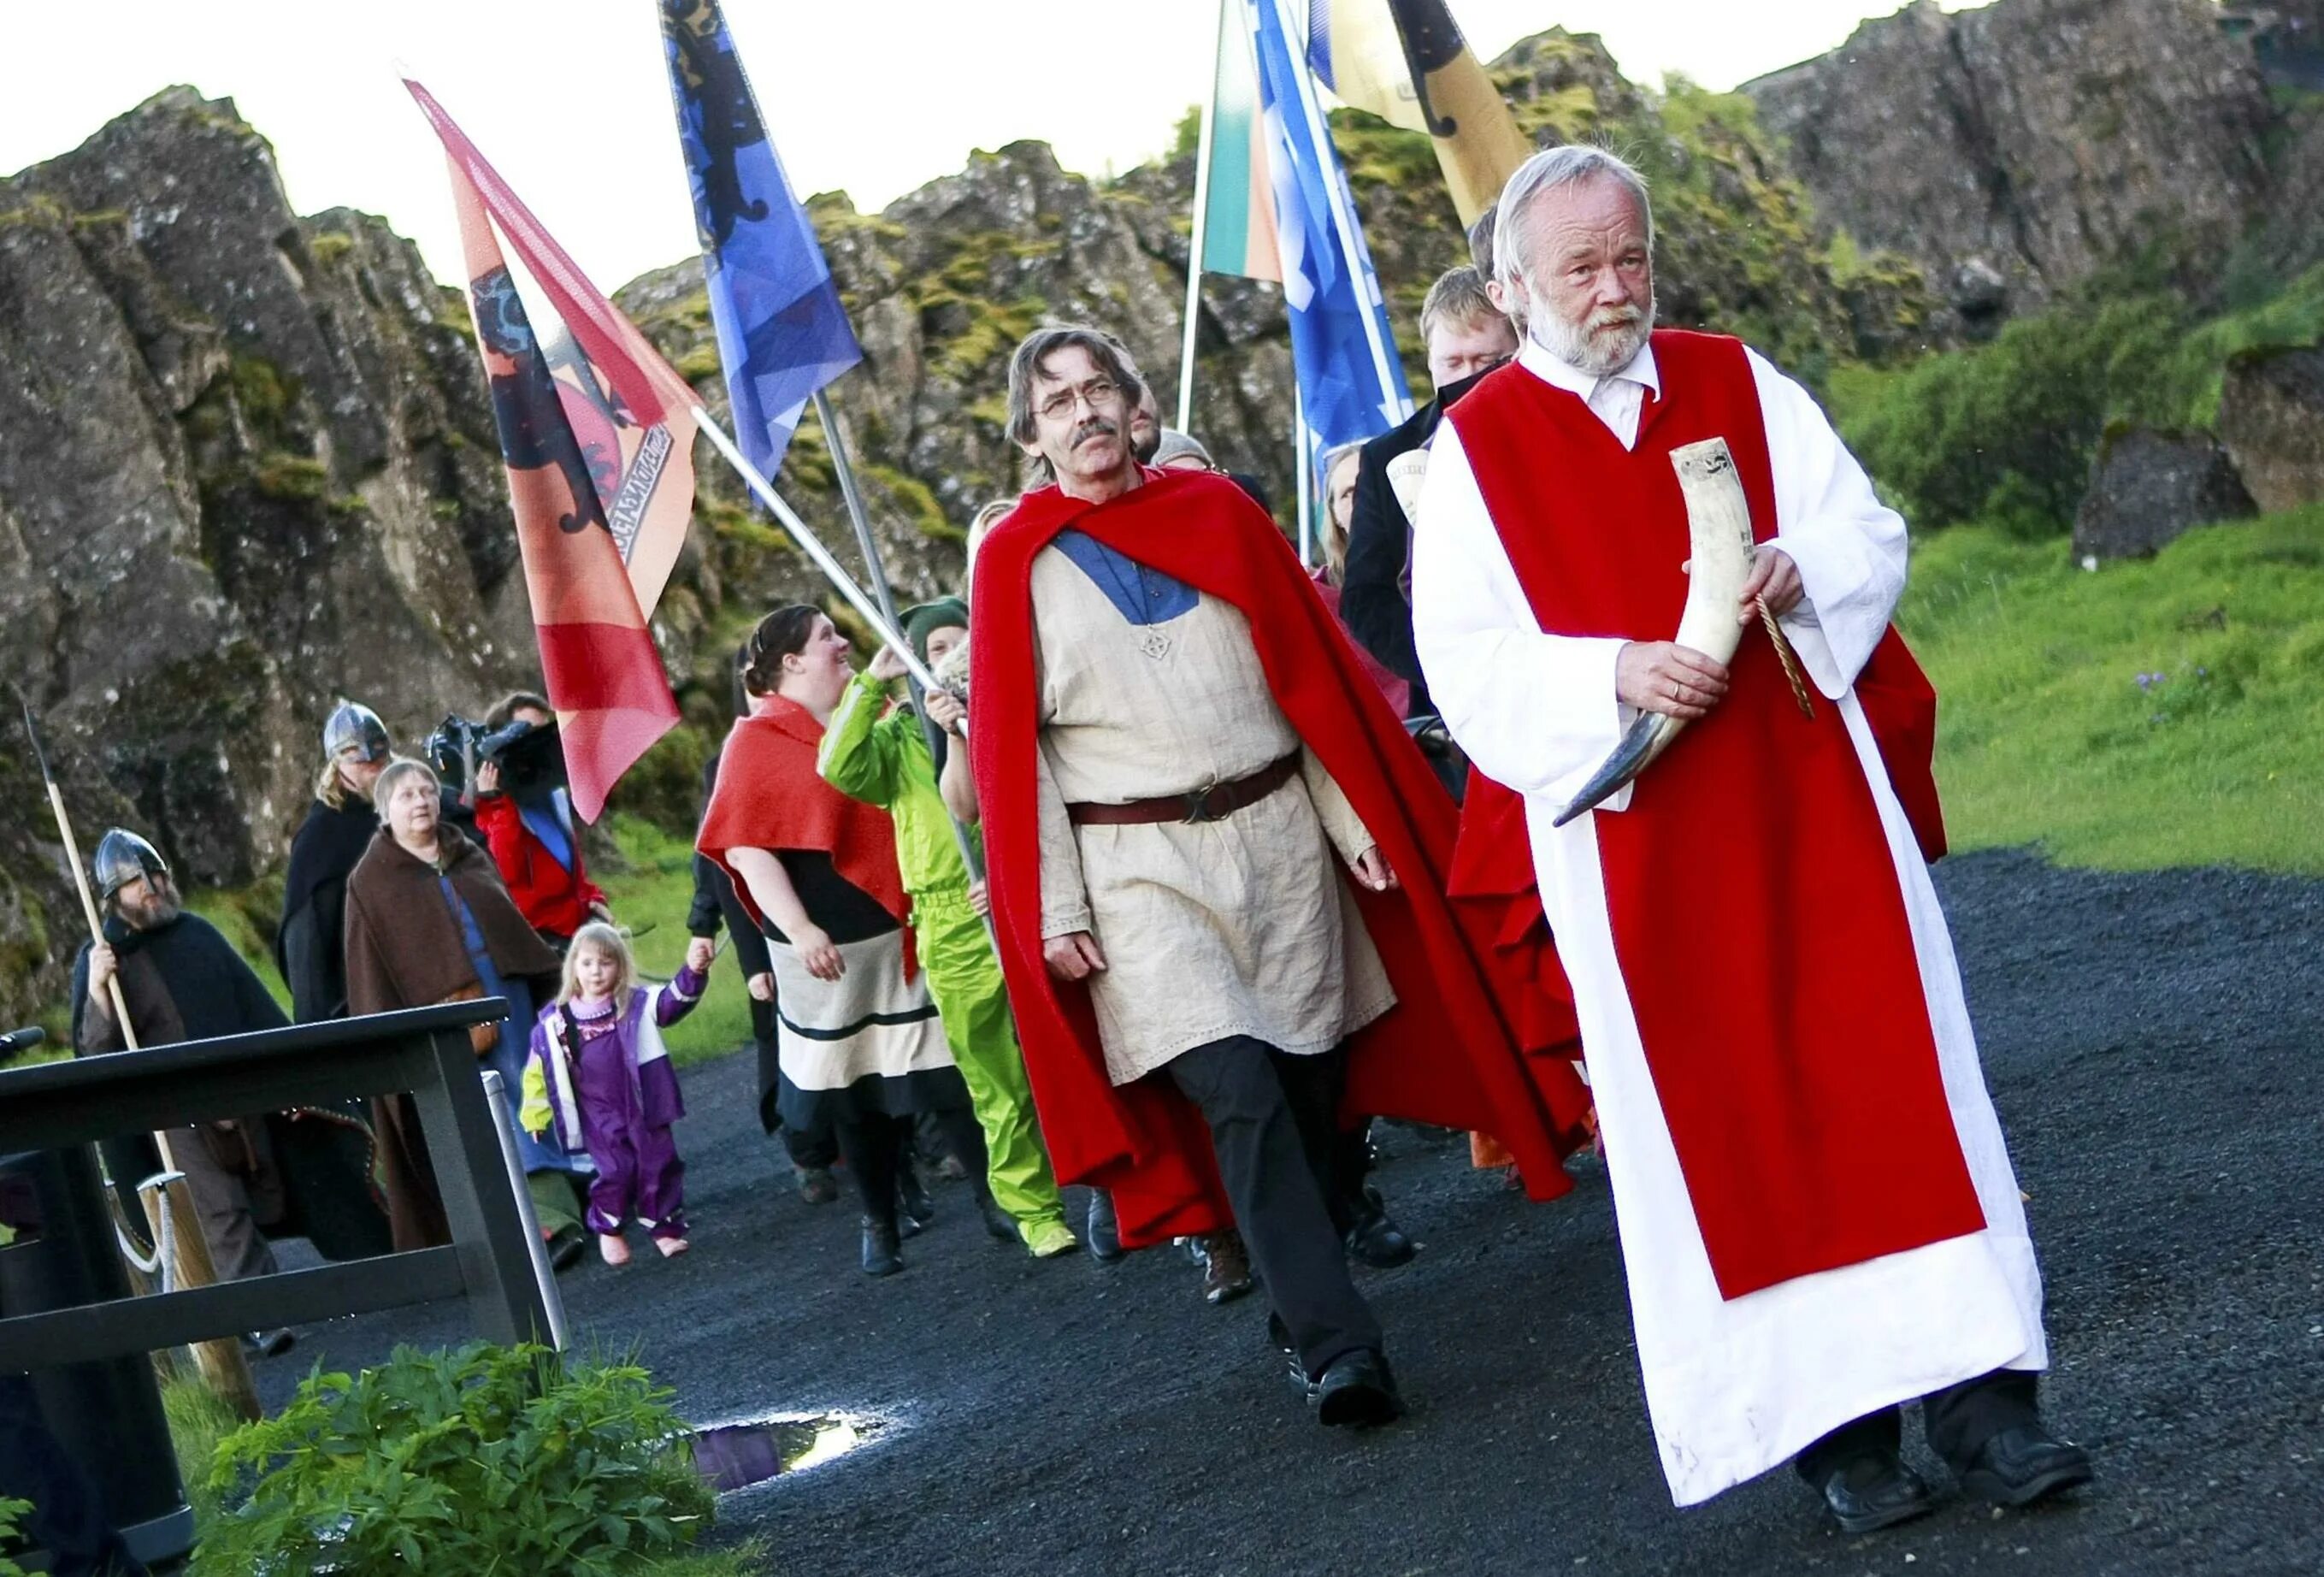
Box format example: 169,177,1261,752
1036,378,1120,423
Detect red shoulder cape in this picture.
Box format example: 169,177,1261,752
969,467,1575,1249
696,696,911,942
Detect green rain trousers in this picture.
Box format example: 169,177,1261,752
819,671,1069,1236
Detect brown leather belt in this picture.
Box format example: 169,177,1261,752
1067,752,1301,827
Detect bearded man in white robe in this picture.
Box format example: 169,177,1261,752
1411,145,2095,1533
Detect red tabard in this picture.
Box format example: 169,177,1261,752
969,467,1583,1249
695,695,914,964
1446,330,1986,1300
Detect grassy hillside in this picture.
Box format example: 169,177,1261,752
1899,510,2324,872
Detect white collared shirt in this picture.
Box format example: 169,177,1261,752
1519,331,1662,451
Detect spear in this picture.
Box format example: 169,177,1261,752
15,686,261,1419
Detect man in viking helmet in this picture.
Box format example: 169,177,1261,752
1412,145,2092,1529
278,700,395,1023
74,830,392,1356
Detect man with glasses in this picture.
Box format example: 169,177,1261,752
967,326,1573,1426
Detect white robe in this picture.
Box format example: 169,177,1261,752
1412,334,2049,1507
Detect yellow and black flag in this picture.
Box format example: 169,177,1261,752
1306,0,1533,226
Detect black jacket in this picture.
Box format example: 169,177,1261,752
1342,367,1496,716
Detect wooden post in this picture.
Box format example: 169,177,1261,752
139,1178,262,1420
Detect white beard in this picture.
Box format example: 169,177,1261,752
1531,289,1655,378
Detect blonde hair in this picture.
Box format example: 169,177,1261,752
963,498,1016,595
1318,442,1365,582
370,756,440,821
558,922,637,1006
316,758,356,812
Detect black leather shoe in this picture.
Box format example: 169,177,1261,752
977,1190,1021,1243
1814,1452,1937,1535
1955,1425,2094,1508
547,1225,588,1273
859,1216,904,1277
1313,1350,1402,1428
1085,1190,1124,1263
1196,1231,1253,1304
795,1165,841,1205
243,1328,297,1360
896,1163,934,1237
1343,1186,1416,1268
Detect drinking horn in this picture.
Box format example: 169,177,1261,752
1387,448,1430,528
1551,436,1757,828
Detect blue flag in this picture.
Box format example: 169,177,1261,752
1247,0,1413,455
660,0,862,479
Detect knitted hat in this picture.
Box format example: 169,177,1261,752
901,597,970,663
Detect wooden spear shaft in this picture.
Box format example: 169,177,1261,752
32,722,261,1420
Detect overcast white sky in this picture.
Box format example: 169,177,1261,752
0,0,1969,295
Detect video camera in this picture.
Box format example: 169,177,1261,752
424,714,565,799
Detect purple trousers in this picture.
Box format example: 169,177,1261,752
577,1037,687,1238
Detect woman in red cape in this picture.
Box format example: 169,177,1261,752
969,464,1589,1251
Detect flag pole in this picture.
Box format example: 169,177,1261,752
690,407,948,700
1294,385,1312,568
1270,0,1411,422
1177,0,1230,434
811,390,988,889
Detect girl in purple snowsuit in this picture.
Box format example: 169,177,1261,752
522,923,712,1265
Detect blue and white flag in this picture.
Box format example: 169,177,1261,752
1247,0,1413,453
659,0,862,480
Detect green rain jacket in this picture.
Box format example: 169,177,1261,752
817,670,978,896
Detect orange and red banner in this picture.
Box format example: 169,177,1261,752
410,81,698,822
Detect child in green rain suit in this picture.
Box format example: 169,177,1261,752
818,598,1079,1258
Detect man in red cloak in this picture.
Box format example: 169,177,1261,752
970,326,1572,1428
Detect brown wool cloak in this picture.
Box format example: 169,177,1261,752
344,829,562,1249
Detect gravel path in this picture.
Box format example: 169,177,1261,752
263,848,2324,1575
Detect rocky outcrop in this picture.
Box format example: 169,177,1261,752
1745,0,2276,329
2218,344,2324,512
0,90,535,1026
2072,426,2256,563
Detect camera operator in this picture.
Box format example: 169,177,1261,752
468,691,610,948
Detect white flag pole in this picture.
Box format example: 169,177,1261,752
1178,0,1230,434
1294,385,1312,568
689,406,947,699
811,389,988,888
1269,0,1411,422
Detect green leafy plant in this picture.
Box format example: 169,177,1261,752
198,1342,713,1576
0,1495,31,1577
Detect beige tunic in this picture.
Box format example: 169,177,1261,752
1030,544,1396,1084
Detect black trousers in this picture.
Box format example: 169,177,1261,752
1796,1369,2045,1484
1165,1036,1383,1378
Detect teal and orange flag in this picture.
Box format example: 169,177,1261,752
408,81,696,822
1198,0,1283,284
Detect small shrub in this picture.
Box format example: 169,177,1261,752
0,1496,31,1577
198,1342,712,1576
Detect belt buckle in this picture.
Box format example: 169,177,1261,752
1182,774,1223,824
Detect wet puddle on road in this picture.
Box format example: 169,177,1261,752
689,1413,883,1491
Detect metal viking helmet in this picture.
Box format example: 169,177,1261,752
93,829,169,902
322,700,390,764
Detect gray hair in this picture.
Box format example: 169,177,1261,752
1004,326,1148,447
1150,428,1214,469
371,755,439,821
1492,145,1654,298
